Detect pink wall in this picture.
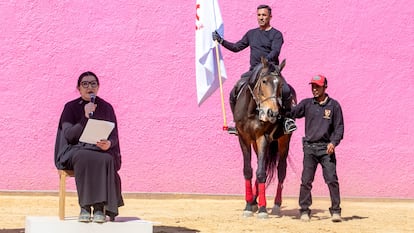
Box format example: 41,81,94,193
0,1,413,199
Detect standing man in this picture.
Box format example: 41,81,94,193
212,4,296,135
288,75,344,222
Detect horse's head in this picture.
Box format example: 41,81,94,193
253,58,286,123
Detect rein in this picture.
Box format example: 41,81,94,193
248,71,283,110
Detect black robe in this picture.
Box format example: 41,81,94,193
54,96,124,218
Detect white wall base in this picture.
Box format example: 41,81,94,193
25,216,153,233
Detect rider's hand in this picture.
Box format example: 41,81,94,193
212,31,223,44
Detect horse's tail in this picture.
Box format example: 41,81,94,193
265,140,279,186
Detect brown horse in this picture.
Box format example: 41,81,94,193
233,58,296,218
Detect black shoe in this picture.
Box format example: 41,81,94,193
227,126,238,135
105,210,116,222
78,206,91,222
284,118,297,134
92,203,106,223
93,210,106,223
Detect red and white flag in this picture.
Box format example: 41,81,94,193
195,0,227,105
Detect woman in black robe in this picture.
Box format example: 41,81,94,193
54,71,123,223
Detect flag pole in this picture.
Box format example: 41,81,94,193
214,41,228,130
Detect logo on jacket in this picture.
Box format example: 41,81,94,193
323,109,331,119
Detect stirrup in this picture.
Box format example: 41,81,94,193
284,118,297,134
227,126,238,136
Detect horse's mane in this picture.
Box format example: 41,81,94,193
248,63,264,85
248,61,281,87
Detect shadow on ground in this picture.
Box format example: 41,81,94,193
0,226,200,233
154,226,199,233
342,215,369,221
266,207,368,222
0,229,24,233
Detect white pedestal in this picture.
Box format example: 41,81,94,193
25,216,153,233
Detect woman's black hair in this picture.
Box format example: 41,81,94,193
77,71,100,87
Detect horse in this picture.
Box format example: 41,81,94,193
233,58,296,219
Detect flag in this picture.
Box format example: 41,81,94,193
195,0,227,105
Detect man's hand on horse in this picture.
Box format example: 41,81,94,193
327,143,335,155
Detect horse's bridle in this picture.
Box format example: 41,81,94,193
248,71,283,111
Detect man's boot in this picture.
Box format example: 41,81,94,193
284,118,297,134
227,78,249,136
227,85,239,135
281,83,297,134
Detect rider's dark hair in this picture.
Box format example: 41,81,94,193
257,5,272,16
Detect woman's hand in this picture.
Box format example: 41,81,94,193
96,140,111,151
84,102,97,118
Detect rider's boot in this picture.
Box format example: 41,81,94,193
284,118,297,134
282,84,297,134
227,79,248,136
227,86,238,135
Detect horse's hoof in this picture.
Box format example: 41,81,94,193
271,205,281,216
251,204,258,213
242,210,253,217
257,206,268,219
244,202,258,213
257,212,269,219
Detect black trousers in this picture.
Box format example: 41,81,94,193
299,142,341,215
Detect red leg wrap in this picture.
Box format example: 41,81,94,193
253,180,259,197
245,180,253,203
258,183,266,207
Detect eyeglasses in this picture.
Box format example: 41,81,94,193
80,80,98,88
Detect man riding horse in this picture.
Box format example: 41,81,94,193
212,4,296,135
228,57,295,218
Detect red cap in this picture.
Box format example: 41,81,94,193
309,75,327,87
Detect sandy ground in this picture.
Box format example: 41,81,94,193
0,192,413,233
